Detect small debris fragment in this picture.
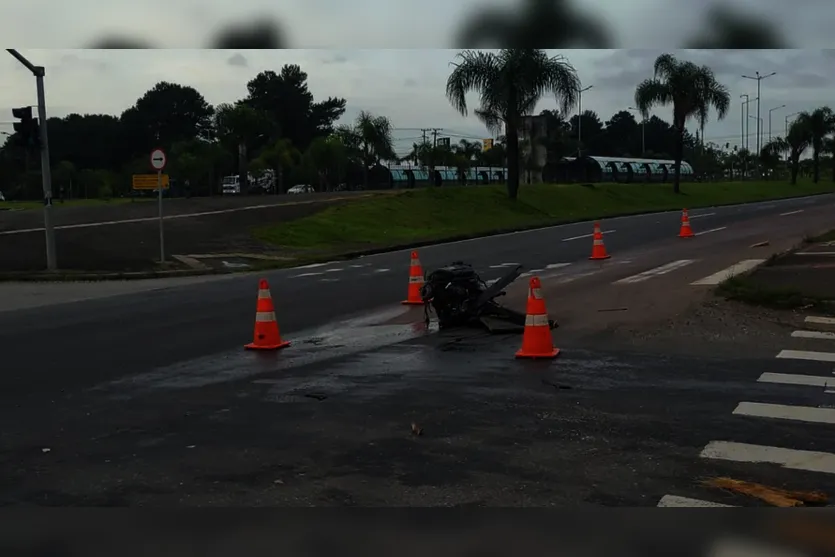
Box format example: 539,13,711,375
273,479,284,485
704,477,828,507
41,448,50,454
304,393,328,401
186,445,196,449
750,240,770,248
541,379,571,390
411,422,423,436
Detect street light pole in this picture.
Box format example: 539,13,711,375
628,106,645,155
7,49,56,270
577,84,592,157
768,104,786,143
742,71,776,156
785,112,800,137
739,94,748,152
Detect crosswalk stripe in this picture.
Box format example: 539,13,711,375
657,495,733,507
791,330,835,340
614,259,694,284
733,401,835,424
700,441,835,474
758,372,835,388
776,349,835,362
806,316,835,326
690,259,766,285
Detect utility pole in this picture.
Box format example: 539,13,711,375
739,95,748,152
7,49,56,270
742,70,776,156
577,85,593,157
429,128,442,148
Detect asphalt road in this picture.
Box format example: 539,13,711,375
1,192,831,394
3,192,835,508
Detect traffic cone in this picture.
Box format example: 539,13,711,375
589,222,611,260
401,250,425,305
516,276,560,359
244,278,290,351
679,208,695,238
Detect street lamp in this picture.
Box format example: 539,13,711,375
6,49,56,270
741,71,776,155
767,104,786,142
739,95,749,152
577,84,592,157
785,111,800,137
628,107,645,156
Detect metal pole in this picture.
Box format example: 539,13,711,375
157,169,164,262
756,79,761,155
641,120,645,155
577,89,582,157
35,68,56,270
740,100,744,151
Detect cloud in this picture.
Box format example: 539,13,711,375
404,78,418,87
227,53,248,67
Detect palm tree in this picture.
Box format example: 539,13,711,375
259,138,301,193
336,111,396,189
633,53,730,193
794,107,834,183
823,136,835,183
446,49,580,199
763,121,810,185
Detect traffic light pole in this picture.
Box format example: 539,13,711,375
7,50,56,270
35,68,56,270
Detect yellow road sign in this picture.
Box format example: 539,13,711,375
132,174,170,190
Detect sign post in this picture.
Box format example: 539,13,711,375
150,148,167,262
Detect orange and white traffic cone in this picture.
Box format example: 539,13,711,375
516,276,559,359
679,208,695,238
589,221,611,260
245,278,290,351
402,250,425,305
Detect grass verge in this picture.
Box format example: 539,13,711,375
716,275,835,314
253,180,833,253
805,229,835,244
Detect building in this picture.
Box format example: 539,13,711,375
548,156,694,183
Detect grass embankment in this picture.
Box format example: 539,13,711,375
253,180,833,253
716,276,835,314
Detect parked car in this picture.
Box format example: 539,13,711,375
287,184,315,194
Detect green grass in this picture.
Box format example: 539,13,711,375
0,197,151,210
253,180,834,252
806,229,835,243
716,275,835,313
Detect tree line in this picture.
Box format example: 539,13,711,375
2,50,834,202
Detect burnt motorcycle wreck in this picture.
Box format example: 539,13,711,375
419,262,558,332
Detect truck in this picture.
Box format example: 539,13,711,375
221,170,275,195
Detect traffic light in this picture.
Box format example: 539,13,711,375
12,106,39,148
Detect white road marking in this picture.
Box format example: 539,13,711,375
733,401,835,424
545,263,572,270
373,268,391,273
758,372,835,388
350,264,369,268
656,495,733,507
690,259,766,285
291,272,325,278
561,230,616,242
324,268,343,273
489,263,519,268
792,330,835,340
806,316,835,325
694,226,727,236
689,212,716,218
319,278,340,282
776,349,835,362
614,259,694,284
780,209,804,216
700,441,835,474
707,538,807,557
552,270,600,284
296,262,333,269
797,251,835,256
485,279,499,286
0,199,364,236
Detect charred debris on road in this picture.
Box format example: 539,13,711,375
419,261,557,333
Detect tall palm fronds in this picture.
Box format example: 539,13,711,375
446,48,580,199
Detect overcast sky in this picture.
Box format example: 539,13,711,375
2,49,833,158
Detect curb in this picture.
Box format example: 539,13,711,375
3,190,832,282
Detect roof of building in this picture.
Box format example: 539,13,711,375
561,155,693,173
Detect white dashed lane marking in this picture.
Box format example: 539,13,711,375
614,259,694,284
